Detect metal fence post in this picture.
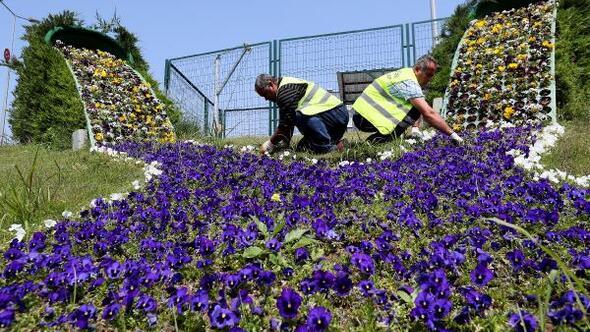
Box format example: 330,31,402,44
405,23,412,67
204,102,209,134
268,40,276,136
164,59,171,95
271,40,279,134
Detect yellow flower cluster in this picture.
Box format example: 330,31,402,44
60,45,177,146
445,0,555,128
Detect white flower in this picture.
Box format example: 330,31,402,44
338,160,351,167
132,180,141,190
377,150,394,160
90,198,99,208
240,145,255,153
311,158,318,164
505,123,588,187
110,193,124,201
9,224,26,241
405,139,417,145
44,219,57,228
62,210,73,219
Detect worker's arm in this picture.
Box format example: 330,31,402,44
409,97,453,136
261,83,306,154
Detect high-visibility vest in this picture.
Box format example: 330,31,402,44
279,77,342,115
352,68,421,135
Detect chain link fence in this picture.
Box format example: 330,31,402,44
166,18,447,137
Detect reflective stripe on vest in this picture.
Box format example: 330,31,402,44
279,77,342,115
352,68,421,135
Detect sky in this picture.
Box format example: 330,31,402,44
0,0,466,143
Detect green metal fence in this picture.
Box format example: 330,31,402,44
165,18,447,137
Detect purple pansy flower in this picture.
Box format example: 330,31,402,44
306,306,332,332
276,288,302,319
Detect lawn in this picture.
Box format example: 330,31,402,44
541,120,590,176
0,145,144,244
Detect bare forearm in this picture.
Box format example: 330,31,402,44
422,111,453,135
410,98,453,135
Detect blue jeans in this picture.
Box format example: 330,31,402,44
352,108,420,144
295,104,349,154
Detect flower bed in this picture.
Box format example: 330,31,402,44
58,43,176,146
0,127,588,331
443,0,556,130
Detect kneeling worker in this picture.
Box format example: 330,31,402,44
255,74,349,154
352,55,463,144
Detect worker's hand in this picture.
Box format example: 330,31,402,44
409,127,424,140
260,140,275,155
450,132,464,145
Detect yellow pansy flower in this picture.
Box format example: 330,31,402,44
95,132,104,141
542,40,554,49
508,63,518,70
491,24,502,34
271,193,281,202
504,106,515,119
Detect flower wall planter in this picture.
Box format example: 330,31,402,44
441,0,557,130
57,42,176,147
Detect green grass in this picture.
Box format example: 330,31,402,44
541,121,590,176
0,145,144,244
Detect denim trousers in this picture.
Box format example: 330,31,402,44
295,104,349,153
352,109,419,144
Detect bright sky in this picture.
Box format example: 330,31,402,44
0,0,466,142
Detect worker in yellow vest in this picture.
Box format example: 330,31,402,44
352,55,463,144
255,74,349,154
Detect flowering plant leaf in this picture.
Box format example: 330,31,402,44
271,214,285,238
269,253,288,268
284,229,308,244
250,216,269,239
242,246,265,259
291,236,317,249
397,290,413,304
311,248,325,261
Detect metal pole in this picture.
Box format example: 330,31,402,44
0,14,16,146
213,55,221,137
212,45,251,138
430,0,438,46
218,45,250,94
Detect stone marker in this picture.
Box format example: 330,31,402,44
72,129,87,151
433,97,443,114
